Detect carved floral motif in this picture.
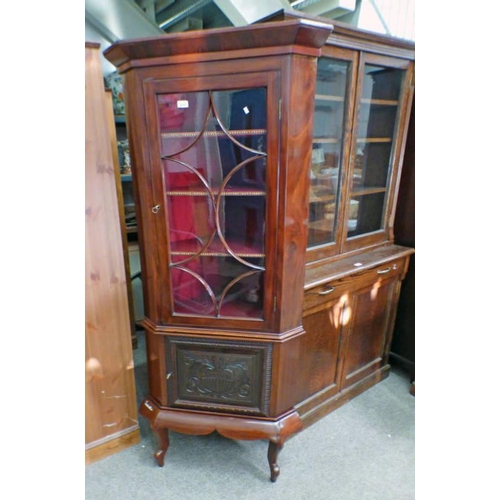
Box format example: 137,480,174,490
182,353,253,402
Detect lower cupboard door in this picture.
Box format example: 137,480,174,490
165,336,273,416
296,300,343,403
340,277,398,389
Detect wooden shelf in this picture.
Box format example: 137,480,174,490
309,193,336,203
170,238,265,259
166,188,266,196
351,186,387,196
308,218,335,231
171,250,266,258
313,137,340,144
161,129,266,139
360,98,398,106
356,137,392,143
315,94,344,102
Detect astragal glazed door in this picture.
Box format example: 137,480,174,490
144,72,280,330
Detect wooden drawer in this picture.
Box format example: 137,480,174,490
304,257,406,311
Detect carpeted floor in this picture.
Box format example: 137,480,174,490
85,329,415,500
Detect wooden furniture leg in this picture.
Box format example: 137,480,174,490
152,426,169,467
267,440,284,482
140,398,303,479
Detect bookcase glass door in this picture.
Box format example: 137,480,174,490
158,88,267,320
308,57,350,249
347,64,405,237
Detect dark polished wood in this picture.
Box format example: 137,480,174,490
103,19,333,71
268,441,284,482
297,248,411,426
106,20,332,481
140,398,302,479
298,364,391,428
165,335,273,416
152,426,169,467
140,399,303,441
104,15,414,483
392,99,415,384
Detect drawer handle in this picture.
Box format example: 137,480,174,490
377,267,391,274
318,285,335,295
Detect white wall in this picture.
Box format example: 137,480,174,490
357,0,415,40
85,22,117,77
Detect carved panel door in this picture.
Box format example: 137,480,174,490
165,336,273,416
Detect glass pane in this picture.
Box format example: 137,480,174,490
213,88,266,142
170,257,264,318
216,136,266,191
349,64,404,238
165,193,215,264
220,193,266,256
347,193,384,237
308,58,349,248
159,92,210,157
170,264,216,316
158,88,268,320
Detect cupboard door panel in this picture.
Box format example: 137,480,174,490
165,336,273,416
341,277,397,388
297,301,344,402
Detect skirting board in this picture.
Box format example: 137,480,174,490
389,351,415,381
85,426,141,465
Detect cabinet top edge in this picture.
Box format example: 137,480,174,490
304,245,415,290
85,41,100,49
273,11,414,53
103,19,333,71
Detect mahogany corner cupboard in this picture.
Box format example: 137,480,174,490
104,17,415,482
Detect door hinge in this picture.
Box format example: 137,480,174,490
273,295,278,312
278,99,282,120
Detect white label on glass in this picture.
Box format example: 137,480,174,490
243,106,250,114
177,100,189,109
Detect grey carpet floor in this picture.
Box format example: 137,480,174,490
85,330,415,500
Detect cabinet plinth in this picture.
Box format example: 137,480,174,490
104,15,414,483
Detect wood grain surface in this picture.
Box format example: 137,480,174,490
85,43,139,462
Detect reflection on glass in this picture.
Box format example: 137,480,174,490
159,92,210,157
308,58,349,248
158,88,267,319
348,64,404,238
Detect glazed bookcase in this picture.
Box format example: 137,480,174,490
104,16,414,482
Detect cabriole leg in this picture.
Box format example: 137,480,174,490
152,426,169,467
267,440,284,482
